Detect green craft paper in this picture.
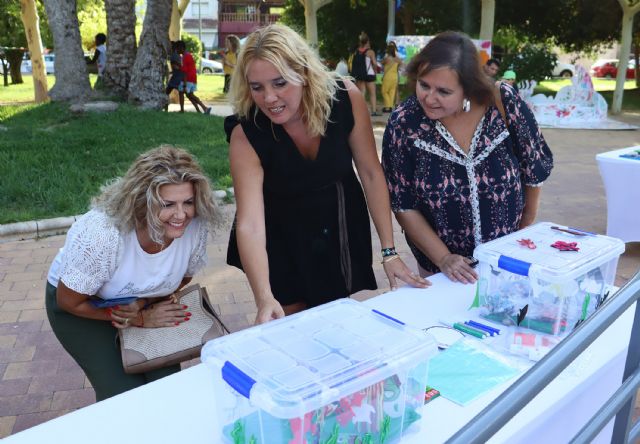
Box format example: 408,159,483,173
427,340,520,406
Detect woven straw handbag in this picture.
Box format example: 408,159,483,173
119,284,229,374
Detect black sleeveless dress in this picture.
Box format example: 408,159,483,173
224,83,377,307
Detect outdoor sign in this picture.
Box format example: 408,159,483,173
387,35,492,65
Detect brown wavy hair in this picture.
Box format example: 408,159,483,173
405,31,494,106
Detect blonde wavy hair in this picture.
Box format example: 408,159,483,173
229,23,339,137
92,145,218,245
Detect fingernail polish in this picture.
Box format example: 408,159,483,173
114,305,120,310
182,305,188,309
185,312,192,317
106,308,112,315
175,322,180,326
184,317,190,321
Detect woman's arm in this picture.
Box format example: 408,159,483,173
395,210,478,284
229,124,285,324
344,79,429,290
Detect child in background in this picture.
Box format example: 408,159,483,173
165,43,185,111
175,40,211,114
87,33,107,88
502,70,519,93
223,35,240,94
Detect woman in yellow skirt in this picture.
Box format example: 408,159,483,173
381,42,402,113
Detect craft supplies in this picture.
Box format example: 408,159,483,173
471,222,624,338
517,238,537,249
202,299,437,444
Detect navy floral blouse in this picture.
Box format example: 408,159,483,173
381,83,553,272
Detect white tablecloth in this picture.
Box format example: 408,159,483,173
5,274,635,444
596,146,640,242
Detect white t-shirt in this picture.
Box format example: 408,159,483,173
47,209,208,300
96,44,107,76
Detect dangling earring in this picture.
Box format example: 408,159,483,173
462,98,471,113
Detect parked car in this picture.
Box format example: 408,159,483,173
551,61,575,78
200,58,223,74
21,53,55,74
590,59,635,79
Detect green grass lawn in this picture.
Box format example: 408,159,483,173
0,102,231,224
0,73,227,104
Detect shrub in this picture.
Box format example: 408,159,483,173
501,44,558,83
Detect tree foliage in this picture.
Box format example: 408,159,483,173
0,0,52,48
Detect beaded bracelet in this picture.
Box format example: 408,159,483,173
381,247,397,258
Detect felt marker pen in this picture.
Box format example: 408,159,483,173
467,320,501,335
453,322,487,339
465,321,495,336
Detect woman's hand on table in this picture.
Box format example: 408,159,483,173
110,299,190,329
437,253,478,284
383,256,431,291
254,295,285,325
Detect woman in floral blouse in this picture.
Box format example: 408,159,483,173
382,31,553,284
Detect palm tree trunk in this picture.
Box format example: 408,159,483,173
128,0,172,109
103,0,137,97
41,0,91,101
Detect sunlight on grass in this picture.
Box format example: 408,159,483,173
0,73,227,104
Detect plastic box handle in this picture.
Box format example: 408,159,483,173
498,255,531,276
222,361,256,399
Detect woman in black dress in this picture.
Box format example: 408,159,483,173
225,24,429,324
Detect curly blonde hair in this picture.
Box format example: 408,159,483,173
92,145,218,245
229,24,340,137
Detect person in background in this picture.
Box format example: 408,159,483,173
483,57,500,80
502,70,519,92
175,40,211,114
382,31,553,284
225,24,429,324
351,32,380,116
165,42,186,110
381,41,402,113
87,33,107,88
223,35,241,94
45,146,218,401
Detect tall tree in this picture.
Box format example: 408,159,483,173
169,0,190,41
612,0,640,113
102,0,137,97
479,0,495,40
299,0,332,46
128,0,172,109
42,0,91,100
19,0,48,102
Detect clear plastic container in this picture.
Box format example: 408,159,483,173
201,299,437,444
473,222,625,337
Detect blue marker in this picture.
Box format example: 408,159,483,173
467,320,501,336
464,321,495,336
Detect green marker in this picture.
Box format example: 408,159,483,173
453,322,486,339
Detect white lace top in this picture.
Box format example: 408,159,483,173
47,209,209,300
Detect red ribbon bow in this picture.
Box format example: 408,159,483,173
517,238,536,249
551,241,580,251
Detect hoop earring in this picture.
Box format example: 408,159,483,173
462,98,471,113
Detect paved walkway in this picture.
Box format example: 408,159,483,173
1,119,640,438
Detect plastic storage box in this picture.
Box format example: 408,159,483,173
473,222,625,337
201,299,437,444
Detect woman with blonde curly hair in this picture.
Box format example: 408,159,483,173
45,145,218,400
225,23,429,325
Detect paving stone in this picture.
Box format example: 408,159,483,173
207,291,234,304
0,346,36,364
3,360,59,380
232,290,255,303
18,309,47,322
30,343,66,361
1,298,44,311
11,409,70,434
7,271,45,283
0,378,30,396
218,301,259,316
28,370,86,395
13,255,48,266
10,281,42,293
0,392,52,416
0,416,16,439
13,331,59,349
0,310,20,324
0,289,27,302
0,320,44,336
50,388,95,411
0,335,17,349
